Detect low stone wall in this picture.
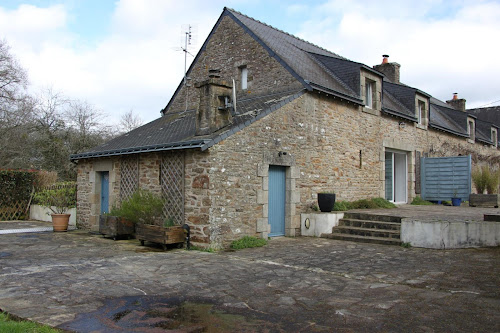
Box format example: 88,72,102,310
30,205,77,226
401,219,500,249
301,212,344,237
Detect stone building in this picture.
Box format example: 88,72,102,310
71,8,500,248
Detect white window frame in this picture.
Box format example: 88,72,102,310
365,80,373,109
468,120,475,141
492,128,498,148
241,66,248,90
418,101,425,125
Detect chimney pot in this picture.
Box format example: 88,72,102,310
453,93,458,100
382,55,389,64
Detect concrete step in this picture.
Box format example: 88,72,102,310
339,218,401,230
333,226,400,239
322,232,402,246
344,212,402,223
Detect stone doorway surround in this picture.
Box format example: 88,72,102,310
88,159,116,231
256,152,300,238
381,139,415,204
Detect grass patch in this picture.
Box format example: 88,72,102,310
333,197,396,211
0,312,61,333
411,196,434,205
188,245,216,253
230,236,267,250
401,242,412,248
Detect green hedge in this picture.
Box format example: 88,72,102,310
0,170,37,207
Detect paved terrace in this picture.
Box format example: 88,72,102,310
0,205,499,332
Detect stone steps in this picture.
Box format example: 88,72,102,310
339,218,401,230
322,233,402,245
322,212,402,246
333,226,401,239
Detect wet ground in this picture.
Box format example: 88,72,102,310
0,206,499,332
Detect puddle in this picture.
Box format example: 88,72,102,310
58,295,287,332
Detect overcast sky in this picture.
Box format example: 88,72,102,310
1,0,499,125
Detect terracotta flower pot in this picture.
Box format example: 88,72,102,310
51,214,70,232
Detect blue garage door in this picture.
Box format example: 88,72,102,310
269,166,286,237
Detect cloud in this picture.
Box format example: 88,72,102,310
295,0,500,107
0,0,224,124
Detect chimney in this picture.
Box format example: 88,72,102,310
446,93,466,112
373,55,401,84
195,69,233,135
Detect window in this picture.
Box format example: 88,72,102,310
240,66,248,90
468,120,475,141
492,128,498,147
365,80,374,109
418,101,426,125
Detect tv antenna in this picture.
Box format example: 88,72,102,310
181,24,195,111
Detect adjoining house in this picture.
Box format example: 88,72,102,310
70,7,500,248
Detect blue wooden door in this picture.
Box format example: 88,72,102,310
269,166,286,236
100,172,109,214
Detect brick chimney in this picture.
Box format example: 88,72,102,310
373,55,401,84
195,69,233,135
446,93,466,111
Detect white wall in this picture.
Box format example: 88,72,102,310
30,205,77,226
301,212,344,237
401,220,500,249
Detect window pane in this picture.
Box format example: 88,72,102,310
241,67,248,90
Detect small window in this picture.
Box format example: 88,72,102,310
240,66,248,90
492,128,498,147
468,120,475,141
365,80,374,109
418,101,426,125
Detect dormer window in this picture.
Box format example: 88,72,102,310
240,66,248,90
492,128,498,148
418,101,425,125
468,119,475,141
365,79,374,109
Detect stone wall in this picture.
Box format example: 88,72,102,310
165,14,302,114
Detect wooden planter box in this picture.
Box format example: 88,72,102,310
136,224,185,250
469,194,500,208
99,215,135,240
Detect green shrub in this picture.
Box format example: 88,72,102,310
411,196,434,205
333,198,395,211
112,189,164,225
472,166,500,194
333,201,352,211
230,236,267,250
33,183,76,214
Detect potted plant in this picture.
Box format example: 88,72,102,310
318,192,336,212
99,208,135,240
469,166,500,207
451,189,461,207
34,184,76,232
119,189,185,249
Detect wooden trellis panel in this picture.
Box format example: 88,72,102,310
120,156,139,203
0,200,29,221
160,151,184,225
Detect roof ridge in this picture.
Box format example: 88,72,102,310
225,7,342,59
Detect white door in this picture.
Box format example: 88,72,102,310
385,151,407,203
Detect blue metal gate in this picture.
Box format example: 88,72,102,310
100,172,109,214
268,166,286,236
421,155,471,201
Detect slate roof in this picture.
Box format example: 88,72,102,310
71,7,499,160
475,118,494,144
429,97,468,137
71,89,304,160
467,106,500,128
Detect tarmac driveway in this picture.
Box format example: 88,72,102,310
0,227,499,332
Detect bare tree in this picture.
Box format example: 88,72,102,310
120,109,143,133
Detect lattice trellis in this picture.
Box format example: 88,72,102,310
160,151,185,225
120,156,139,203
0,200,30,221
